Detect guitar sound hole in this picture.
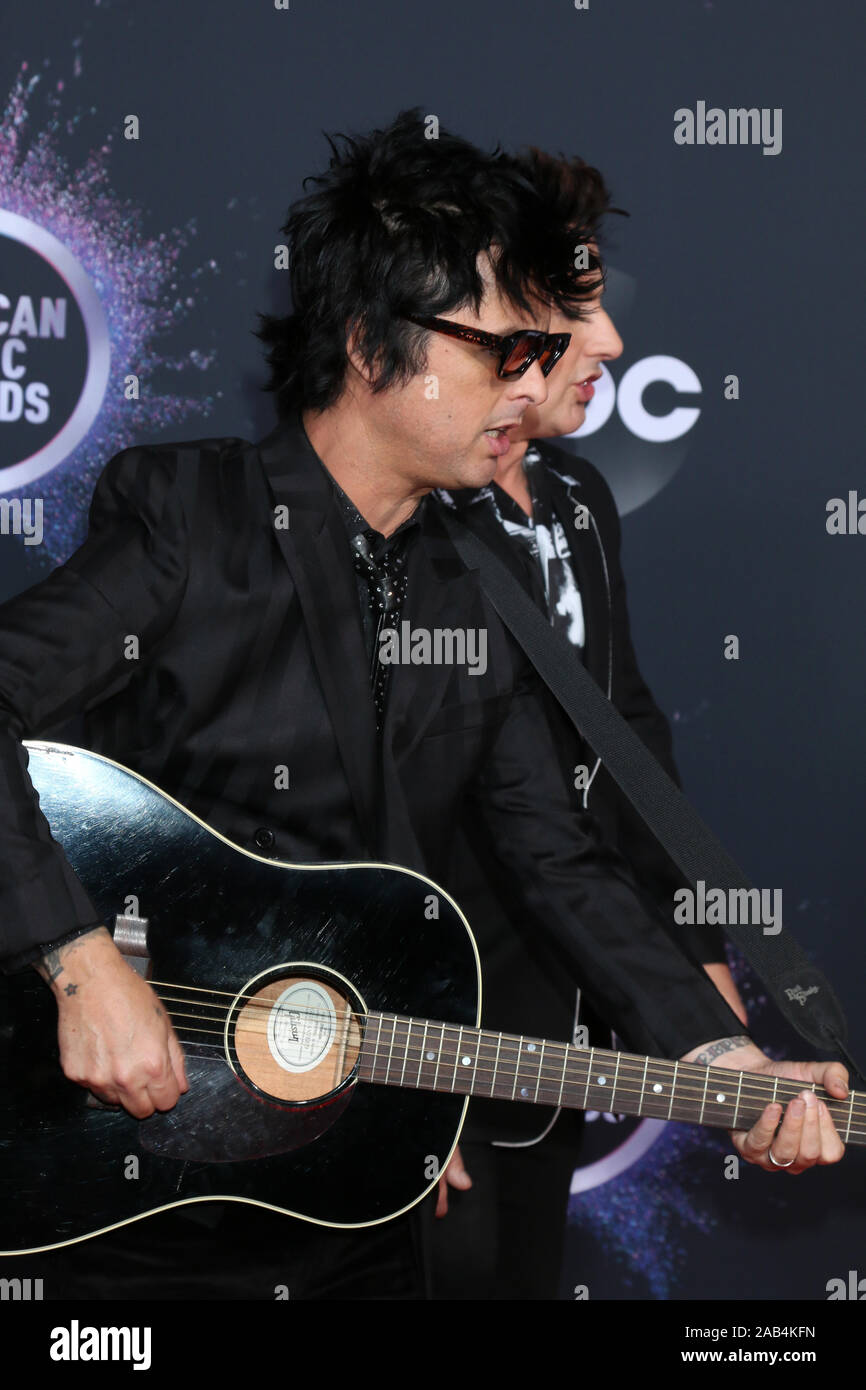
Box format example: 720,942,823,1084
231,972,363,1107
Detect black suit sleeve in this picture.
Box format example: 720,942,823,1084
468,670,747,1060
577,459,728,966
0,447,189,970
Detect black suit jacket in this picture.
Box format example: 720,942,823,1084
0,416,744,1062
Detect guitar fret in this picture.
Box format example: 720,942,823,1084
370,1014,384,1083
533,1042,545,1104
398,1018,410,1089
498,1036,509,1101
609,1051,621,1113
432,1022,445,1091
414,1018,427,1083
667,1060,678,1120
539,1045,567,1106
536,1044,553,1105
469,1030,480,1094
582,1048,595,1110
385,1014,397,1084
582,1050,618,1112
845,1092,854,1143
733,1069,743,1128
697,1064,709,1126
512,1037,523,1100
416,1020,428,1088
459,1025,479,1095
557,1043,571,1106
452,1026,463,1094
639,1058,675,1119
490,1032,502,1099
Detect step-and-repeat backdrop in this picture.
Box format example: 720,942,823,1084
1,0,863,1304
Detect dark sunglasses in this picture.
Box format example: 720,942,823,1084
403,314,571,380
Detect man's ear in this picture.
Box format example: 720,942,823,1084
345,321,378,387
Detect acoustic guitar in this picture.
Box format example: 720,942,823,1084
1,742,861,1253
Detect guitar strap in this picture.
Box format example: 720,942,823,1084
441,511,863,1078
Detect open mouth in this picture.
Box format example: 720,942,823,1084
483,425,516,456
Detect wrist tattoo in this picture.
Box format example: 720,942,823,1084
34,947,65,985
33,926,108,989
692,1035,752,1066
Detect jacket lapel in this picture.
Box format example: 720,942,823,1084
377,506,482,868
382,507,486,764
255,415,378,842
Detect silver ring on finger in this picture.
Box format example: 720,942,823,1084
767,1146,795,1168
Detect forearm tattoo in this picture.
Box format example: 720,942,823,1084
692,1035,752,1066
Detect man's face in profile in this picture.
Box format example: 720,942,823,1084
501,257,624,453
363,255,558,495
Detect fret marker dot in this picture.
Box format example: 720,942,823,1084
461,1055,471,1066
520,1087,529,1098
425,1051,436,1062
716,1093,727,1103
652,1083,663,1093
526,1043,536,1052
596,1075,607,1085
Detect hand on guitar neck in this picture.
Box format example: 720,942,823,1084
679,1034,849,1176
32,926,189,1119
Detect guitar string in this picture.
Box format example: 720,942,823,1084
152,990,865,1110
164,1032,865,1137
151,981,864,1106
162,1051,864,1136
153,997,865,1113
149,981,865,1089
151,976,864,1110
159,1010,865,1121
142,979,864,1119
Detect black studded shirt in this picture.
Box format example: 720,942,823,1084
332,481,425,734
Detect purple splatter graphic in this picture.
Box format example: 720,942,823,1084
569,1118,722,1299
0,39,219,560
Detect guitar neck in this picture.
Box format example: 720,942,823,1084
356,1013,866,1145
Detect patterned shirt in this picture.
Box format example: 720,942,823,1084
332,480,424,734
438,444,586,650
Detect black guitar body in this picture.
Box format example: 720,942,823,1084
0,743,479,1251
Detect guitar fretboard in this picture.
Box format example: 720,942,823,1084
356,1013,866,1144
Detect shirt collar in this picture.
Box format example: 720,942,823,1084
331,475,425,563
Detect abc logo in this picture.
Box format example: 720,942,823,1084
570,355,701,443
